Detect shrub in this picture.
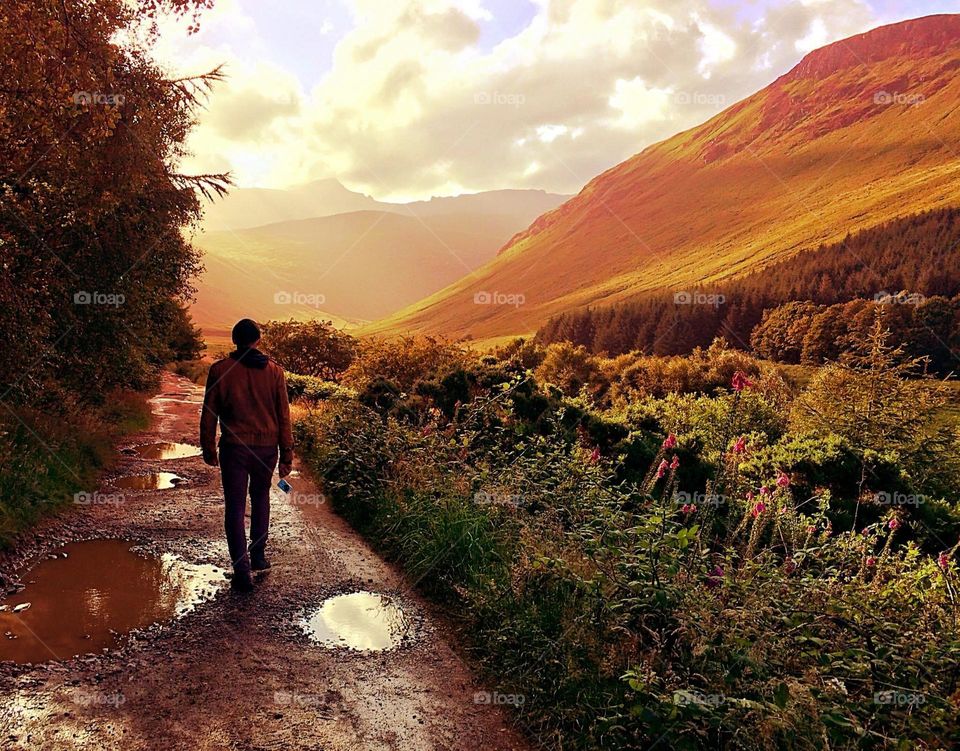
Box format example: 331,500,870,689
260,319,357,379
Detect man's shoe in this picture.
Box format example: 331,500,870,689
231,572,255,593
250,554,271,572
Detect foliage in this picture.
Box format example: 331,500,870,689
260,319,357,379
285,372,357,403
341,335,470,392
0,392,150,547
537,209,960,373
294,340,960,750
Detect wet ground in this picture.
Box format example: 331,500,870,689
123,442,202,460
0,372,529,751
301,592,411,652
0,540,223,664
109,473,185,490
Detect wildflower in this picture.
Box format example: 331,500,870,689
656,459,669,479
662,434,677,450
746,491,754,501
731,436,747,454
888,518,901,531
752,501,766,517
938,552,951,571
670,455,680,470
805,525,816,534
731,371,754,392
681,503,697,514
759,486,770,496
776,472,790,488
866,556,877,567
589,447,601,464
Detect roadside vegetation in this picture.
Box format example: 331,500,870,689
0,0,216,544
277,316,960,750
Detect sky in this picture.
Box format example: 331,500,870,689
149,0,960,201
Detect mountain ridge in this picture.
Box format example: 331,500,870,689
366,14,960,343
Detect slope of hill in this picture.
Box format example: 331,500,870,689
191,198,567,328
366,14,960,342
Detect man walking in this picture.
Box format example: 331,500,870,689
200,319,294,592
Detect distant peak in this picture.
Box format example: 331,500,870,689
782,14,960,83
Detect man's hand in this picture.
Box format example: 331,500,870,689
278,462,292,478
203,451,219,468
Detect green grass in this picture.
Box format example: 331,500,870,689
0,391,152,547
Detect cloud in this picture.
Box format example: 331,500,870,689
156,0,876,199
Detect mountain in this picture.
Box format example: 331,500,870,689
199,178,382,231
191,187,569,329
365,15,960,343
199,178,567,232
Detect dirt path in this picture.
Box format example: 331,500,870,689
0,372,531,751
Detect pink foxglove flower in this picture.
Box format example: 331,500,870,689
776,472,790,488
670,455,680,470
732,436,747,454
731,371,753,392
752,502,766,517
662,434,677,450
888,518,901,531
656,459,669,479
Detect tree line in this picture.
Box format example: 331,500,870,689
537,208,960,374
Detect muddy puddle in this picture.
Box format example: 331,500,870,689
300,592,411,652
127,442,202,460
110,472,185,490
0,540,224,664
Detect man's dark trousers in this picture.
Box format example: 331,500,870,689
219,443,278,575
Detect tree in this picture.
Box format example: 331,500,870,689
750,302,822,363
260,320,357,380
0,0,226,404
791,312,957,503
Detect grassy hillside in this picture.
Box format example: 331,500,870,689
366,15,960,341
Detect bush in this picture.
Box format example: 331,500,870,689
260,319,357,379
